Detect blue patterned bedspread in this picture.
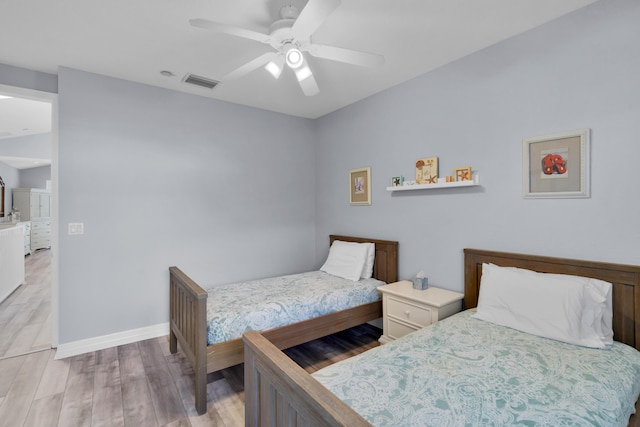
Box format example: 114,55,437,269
313,310,640,427
206,271,383,345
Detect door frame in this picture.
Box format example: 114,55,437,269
0,83,59,347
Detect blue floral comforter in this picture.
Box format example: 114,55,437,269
313,310,640,427
206,271,383,345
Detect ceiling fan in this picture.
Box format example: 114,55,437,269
189,0,384,96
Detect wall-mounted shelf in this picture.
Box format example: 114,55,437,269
387,175,480,192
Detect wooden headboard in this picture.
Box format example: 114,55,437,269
330,235,399,283
464,248,640,351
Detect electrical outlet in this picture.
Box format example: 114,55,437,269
68,223,84,235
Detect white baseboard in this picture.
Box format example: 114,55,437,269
54,322,169,360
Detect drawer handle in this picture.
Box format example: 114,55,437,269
404,310,410,317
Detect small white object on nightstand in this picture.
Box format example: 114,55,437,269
378,280,464,344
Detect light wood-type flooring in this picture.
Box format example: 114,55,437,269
0,251,382,427
0,249,52,360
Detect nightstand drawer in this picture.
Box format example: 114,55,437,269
378,281,464,345
387,297,432,327
387,319,419,340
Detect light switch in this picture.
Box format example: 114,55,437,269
68,223,84,235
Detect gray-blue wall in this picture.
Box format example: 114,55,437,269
1,0,638,345
314,0,640,290
57,67,317,343
19,165,51,189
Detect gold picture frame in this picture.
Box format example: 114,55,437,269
523,129,590,198
454,167,472,181
349,167,371,205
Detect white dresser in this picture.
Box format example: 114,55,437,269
12,188,51,252
378,280,464,344
18,221,31,255
0,224,25,303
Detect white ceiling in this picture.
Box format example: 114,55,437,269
0,96,52,169
0,0,596,132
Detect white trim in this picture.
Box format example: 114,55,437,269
54,322,169,359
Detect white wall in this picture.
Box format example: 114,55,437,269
314,0,640,291
0,133,51,159
57,67,317,343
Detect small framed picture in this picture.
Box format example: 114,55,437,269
415,157,438,184
523,129,590,198
454,167,472,181
349,167,371,205
391,176,403,187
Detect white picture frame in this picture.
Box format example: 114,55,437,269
523,129,590,199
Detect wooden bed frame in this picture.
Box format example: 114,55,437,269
169,234,398,415
243,249,640,427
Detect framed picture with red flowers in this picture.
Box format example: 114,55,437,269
523,129,590,199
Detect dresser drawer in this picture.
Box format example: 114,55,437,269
32,236,51,249
31,228,51,238
387,319,419,340
32,220,51,230
387,297,433,327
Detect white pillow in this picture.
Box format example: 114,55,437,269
320,240,368,281
361,243,375,279
473,263,613,348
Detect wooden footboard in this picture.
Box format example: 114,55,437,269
243,330,372,427
170,235,399,415
169,267,382,416
169,266,208,415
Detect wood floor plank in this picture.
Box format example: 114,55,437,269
0,307,37,357
0,249,52,359
208,379,244,427
4,323,42,358
118,342,159,427
118,342,147,384
138,338,187,426
31,313,52,351
29,296,51,325
161,418,191,427
91,347,125,427
0,349,50,427
34,349,71,400
58,352,96,427
121,379,158,427
0,352,25,398
23,392,64,427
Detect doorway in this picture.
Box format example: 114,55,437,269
0,83,58,354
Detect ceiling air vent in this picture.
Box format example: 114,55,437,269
182,74,219,89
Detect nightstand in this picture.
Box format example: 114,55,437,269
378,280,464,344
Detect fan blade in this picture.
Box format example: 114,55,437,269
294,64,319,96
307,44,384,67
189,18,270,44
224,52,278,81
291,0,341,40
265,54,285,79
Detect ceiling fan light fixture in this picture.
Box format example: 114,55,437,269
265,56,284,79
294,64,312,82
285,48,304,69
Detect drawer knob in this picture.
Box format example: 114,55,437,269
404,310,410,317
